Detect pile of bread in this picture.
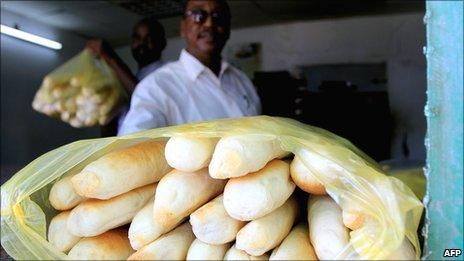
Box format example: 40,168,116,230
47,136,417,260
32,72,124,128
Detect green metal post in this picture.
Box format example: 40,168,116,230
424,1,463,260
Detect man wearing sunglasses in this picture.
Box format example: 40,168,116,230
118,0,261,135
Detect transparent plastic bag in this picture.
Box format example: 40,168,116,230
0,116,423,260
31,49,127,127
381,161,426,200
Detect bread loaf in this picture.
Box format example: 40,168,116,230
224,160,295,221
49,175,86,210
290,156,326,195
186,239,230,260
127,222,195,260
269,223,318,260
67,184,155,237
308,195,349,260
297,149,342,186
342,210,365,230
209,135,288,179
153,168,226,227
236,196,298,256
340,209,416,259
165,136,218,172
48,211,81,253
67,229,134,260
223,244,269,260
129,196,183,250
71,140,171,199
190,194,246,244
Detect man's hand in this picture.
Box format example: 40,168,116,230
85,39,137,95
86,39,115,62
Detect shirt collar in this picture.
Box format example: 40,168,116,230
180,49,230,81
136,60,164,81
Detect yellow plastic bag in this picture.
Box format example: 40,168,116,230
381,161,426,200
31,49,127,128
0,116,423,260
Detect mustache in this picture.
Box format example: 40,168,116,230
134,45,149,53
198,29,216,38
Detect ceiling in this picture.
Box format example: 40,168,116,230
1,0,423,47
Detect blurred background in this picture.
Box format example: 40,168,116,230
1,0,425,184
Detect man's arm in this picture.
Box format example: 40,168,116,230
86,39,138,95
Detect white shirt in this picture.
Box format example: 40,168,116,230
117,60,165,130
118,49,261,135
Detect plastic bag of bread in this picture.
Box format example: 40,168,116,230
0,116,423,260
31,49,127,127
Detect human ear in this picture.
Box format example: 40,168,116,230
180,20,186,38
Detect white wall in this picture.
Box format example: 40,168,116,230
115,12,426,161
115,38,186,73
1,10,100,183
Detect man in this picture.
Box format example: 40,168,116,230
119,0,261,135
86,17,167,135
130,17,167,81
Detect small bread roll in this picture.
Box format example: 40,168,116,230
127,223,195,260
223,244,269,260
128,196,156,249
270,224,318,260
342,210,365,230
224,160,295,221
209,135,288,179
153,168,226,227
61,111,72,122
70,76,81,87
165,136,218,172
71,140,171,199
190,194,246,244
49,175,86,210
42,76,54,88
48,211,81,253
296,148,345,186
308,195,349,260
186,239,230,260
69,117,84,128
67,184,155,237
236,196,298,256
67,229,134,260
129,196,183,250
290,156,326,195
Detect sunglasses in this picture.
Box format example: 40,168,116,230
184,9,229,25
